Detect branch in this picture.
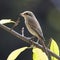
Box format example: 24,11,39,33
0,24,60,59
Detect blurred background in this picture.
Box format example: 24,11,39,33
0,0,60,60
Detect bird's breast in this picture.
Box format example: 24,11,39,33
25,20,38,37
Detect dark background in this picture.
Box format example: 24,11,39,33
0,0,60,60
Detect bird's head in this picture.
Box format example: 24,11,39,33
20,11,35,19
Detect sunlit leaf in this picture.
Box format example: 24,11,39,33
50,38,59,60
32,47,48,60
7,47,28,60
0,19,15,24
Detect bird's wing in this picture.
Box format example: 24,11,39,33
28,19,44,40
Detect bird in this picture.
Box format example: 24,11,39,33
20,11,47,53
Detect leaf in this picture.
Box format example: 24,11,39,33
32,47,48,60
7,47,28,60
0,19,15,24
50,38,59,60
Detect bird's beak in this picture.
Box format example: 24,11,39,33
20,13,24,17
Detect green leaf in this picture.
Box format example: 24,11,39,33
32,47,48,60
7,47,28,60
50,38,59,60
0,19,15,24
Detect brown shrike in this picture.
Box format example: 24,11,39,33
20,11,46,53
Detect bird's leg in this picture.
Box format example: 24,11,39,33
30,36,35,40
30,36,40,44
27,36,36,49
36,39,40,44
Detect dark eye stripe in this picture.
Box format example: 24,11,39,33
25,13,29,15
24,13,32,17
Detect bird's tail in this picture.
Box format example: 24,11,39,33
39,38,48,55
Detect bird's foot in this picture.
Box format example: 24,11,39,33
29,36,35,40
36,39,40,44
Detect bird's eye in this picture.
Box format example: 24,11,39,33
24,13,32,17
25,13,29,15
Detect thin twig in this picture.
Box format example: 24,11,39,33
22,27,24,36
10,17,20,30
0,24,60,60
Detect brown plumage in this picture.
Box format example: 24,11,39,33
20,11,47,54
